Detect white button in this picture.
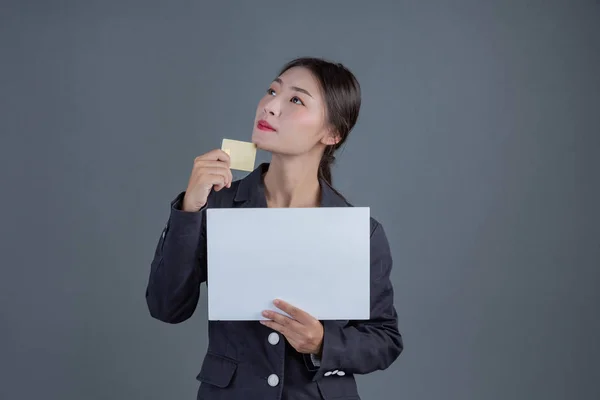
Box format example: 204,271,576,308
267,374,279,387
324,371,332,376
268,332,279,345
337,371,345,376
332,369,338,374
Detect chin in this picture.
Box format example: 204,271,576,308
251,129,276,152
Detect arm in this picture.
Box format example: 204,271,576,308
145,192,207,324
306,222,403,378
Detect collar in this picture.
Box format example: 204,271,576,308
233,163,349,208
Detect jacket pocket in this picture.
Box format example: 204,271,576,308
196,352,238,388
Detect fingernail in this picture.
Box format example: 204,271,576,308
262,311,269,317
273,299,280,305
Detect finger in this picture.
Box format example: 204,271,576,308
198,168,230,187
197,166,232,188
195,149,231,165
217,168,233,189
201,173,227,192
273,299,313,325
260,320,291,338
260,320,304,346
262,310,304,333
283,336,303,353
259,321,306,354
193,160,231,171
209,174,228,192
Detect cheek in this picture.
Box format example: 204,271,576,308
287,107,321,131
281,108,325,151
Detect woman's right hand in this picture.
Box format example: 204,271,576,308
182,149,232,212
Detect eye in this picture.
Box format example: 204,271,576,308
267,88,276,96
291,96,304,106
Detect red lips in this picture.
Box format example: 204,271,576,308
257,119,276,131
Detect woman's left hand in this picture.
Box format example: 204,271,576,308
261,299,324,355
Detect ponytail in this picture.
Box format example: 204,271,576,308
318,146,336,185
318,145,349,202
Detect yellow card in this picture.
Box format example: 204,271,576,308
221,138,257,172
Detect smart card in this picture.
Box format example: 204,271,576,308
221,138,257,172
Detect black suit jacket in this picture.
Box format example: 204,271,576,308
146,163,403,399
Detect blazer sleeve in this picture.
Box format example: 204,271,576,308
307,221,403,379
145,192,207,324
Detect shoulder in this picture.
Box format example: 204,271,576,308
369,217,388,242
337,196,387,242
366,215,393,278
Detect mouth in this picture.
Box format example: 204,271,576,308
257,119,276,132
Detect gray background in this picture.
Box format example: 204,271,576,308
1,1,599,399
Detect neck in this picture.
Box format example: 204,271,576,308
263,154,321,208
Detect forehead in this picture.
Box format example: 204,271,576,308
276,67,322,96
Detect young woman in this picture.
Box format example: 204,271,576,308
146,57,403,399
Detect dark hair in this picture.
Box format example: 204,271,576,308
277,57,361,186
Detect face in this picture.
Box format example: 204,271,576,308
251,66,338,156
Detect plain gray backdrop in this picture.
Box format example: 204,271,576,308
1,1,599,399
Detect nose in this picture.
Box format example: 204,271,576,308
263,96,281,117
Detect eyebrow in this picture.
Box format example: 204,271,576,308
274,78,313,98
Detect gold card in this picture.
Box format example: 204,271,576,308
221,138,257,172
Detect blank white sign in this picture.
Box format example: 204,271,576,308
206,207,371,321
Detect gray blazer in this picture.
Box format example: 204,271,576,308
146,163,403,399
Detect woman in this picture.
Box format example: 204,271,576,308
146,57,403,399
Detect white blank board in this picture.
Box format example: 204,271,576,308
206,207,371,321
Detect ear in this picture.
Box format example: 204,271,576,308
320,127,341,146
